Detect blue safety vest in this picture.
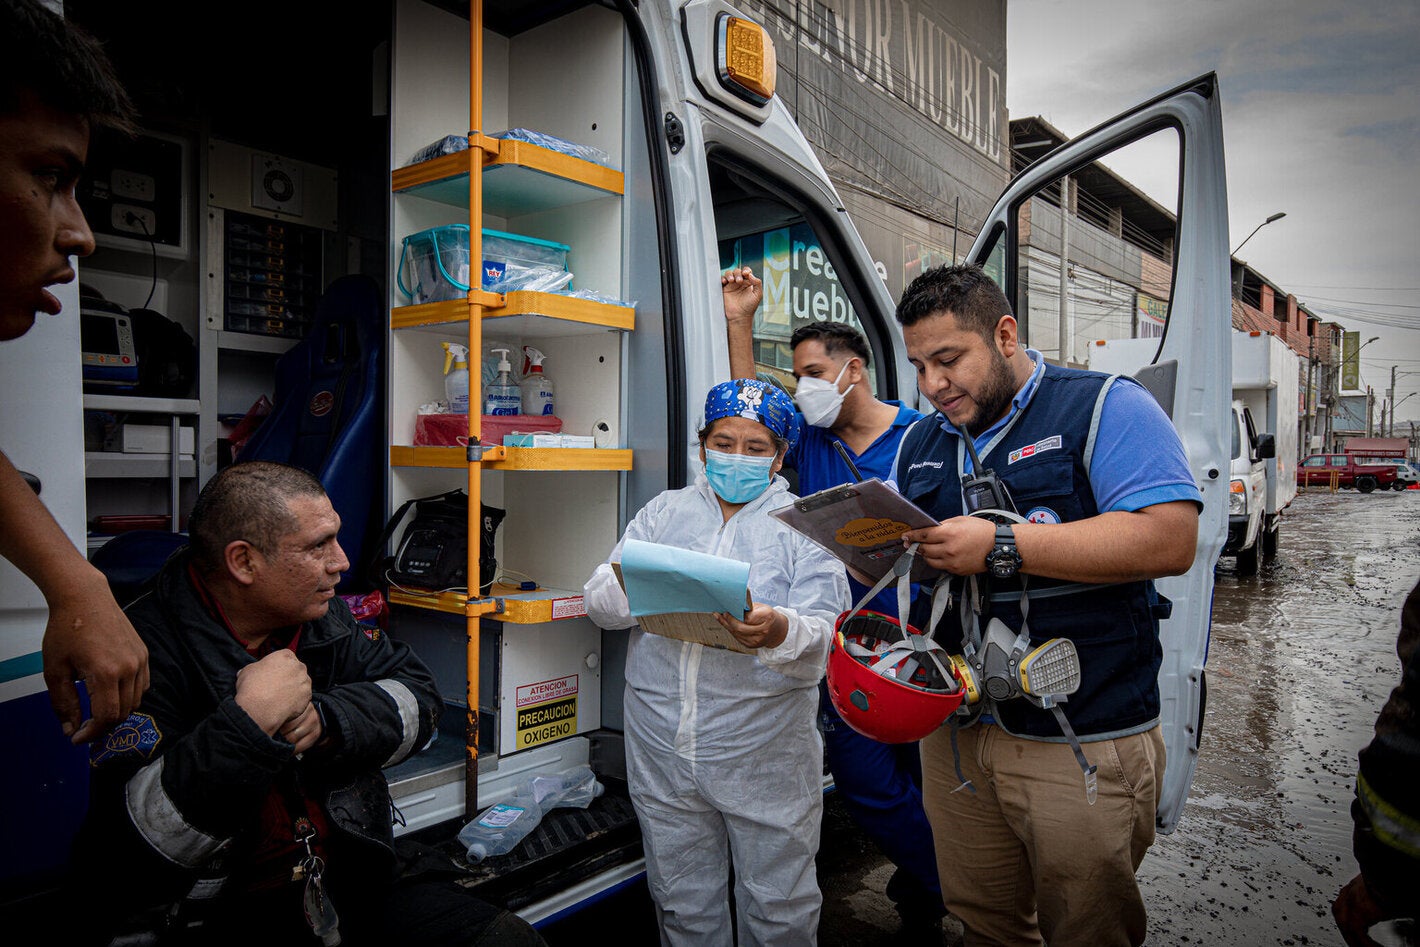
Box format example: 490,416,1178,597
895,364,1167,741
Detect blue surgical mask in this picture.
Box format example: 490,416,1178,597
704,448,776,504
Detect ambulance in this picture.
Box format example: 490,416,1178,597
0,0,1230,927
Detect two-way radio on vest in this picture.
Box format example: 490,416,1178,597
959,430,1015,517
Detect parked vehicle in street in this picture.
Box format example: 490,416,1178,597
1225,331,1299,574
1348,454,1418,491
1296,453,1398,492
1398,462,1420,489
1089,328,1298,576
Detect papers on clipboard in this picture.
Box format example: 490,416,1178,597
770,478,940,583
611,538,755,654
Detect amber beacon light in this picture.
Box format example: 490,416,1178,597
718,15,776,105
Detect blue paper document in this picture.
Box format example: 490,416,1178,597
619,538,751,617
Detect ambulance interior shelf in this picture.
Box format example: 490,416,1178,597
391,129,625,216
403,129,616,170
82,393,200,533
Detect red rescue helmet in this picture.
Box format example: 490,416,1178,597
826,610,965,744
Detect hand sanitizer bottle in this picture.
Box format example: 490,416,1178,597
484,348,521,416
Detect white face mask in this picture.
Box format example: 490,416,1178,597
794,358,857,428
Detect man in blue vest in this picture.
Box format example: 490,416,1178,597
890,264,1200,947
722,267,946,936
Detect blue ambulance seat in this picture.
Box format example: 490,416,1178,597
90,529,189,607
237,274,385,592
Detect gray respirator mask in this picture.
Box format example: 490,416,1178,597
947,618,1081,708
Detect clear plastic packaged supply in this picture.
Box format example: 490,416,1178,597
457,765,604,862
406,134,469,166
403,129,614,169
493,128,613,168
486,262,573,294
558,287,637,309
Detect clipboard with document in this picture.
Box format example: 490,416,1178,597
770,478,941,583
610,544,756,655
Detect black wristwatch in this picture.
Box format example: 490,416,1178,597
985,524,1022,579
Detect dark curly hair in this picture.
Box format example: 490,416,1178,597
788,320,871,368
1,0,136,134
895,264,1012,339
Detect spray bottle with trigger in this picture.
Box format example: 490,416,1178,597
520,346,556,417
441,342,470,414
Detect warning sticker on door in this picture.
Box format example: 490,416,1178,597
515,675,579,749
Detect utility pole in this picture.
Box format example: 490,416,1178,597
1305,334,1317,452
1389,364,1398,437
1367,386,1375,437
1058,176,1071,366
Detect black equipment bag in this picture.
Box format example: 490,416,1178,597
369,489,504,594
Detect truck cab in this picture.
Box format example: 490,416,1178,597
1224,329,1298,575
1226,398,1273,574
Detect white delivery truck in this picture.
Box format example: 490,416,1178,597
1228,330,1299,574
0,0,1233,928
1090,329,1299,576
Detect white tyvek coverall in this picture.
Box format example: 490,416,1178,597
584,473,848,946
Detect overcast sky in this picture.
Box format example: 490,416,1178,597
1006,0,1420,425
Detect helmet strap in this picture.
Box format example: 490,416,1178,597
948,717,976,796
843,542,921,627
962,566,1098,805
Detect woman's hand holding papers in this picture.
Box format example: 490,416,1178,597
716,603,788,650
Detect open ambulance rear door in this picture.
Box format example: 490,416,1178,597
965,75,1231,832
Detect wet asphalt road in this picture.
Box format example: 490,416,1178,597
544,486,1420,946
1138,487,1419,946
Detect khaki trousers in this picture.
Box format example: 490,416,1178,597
920,721,1165,947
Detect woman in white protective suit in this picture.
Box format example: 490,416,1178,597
583,378,848,946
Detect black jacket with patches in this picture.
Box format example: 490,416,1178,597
1351,578,1420,916
69,550,441,943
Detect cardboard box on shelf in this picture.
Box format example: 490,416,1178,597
503,432,595,449
119,423,195,455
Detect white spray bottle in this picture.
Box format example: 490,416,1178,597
520,346,556,417
484,347,521,416
441,341,470,413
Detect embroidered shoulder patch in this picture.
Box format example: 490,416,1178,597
1008,435,1062,464
91,712,162,767
1025,507,1062,525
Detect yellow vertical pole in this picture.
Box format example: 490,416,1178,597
465,0,484,821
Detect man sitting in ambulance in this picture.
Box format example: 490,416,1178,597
583,378,848,946
69,461,546,947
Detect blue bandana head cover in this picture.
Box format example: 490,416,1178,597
702,378,798,452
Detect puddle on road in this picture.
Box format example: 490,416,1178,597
1140,490,1420,944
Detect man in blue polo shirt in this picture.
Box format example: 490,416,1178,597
722,267,945,936
891,264,1200,947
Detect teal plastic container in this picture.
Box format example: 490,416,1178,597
398,225,571,304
